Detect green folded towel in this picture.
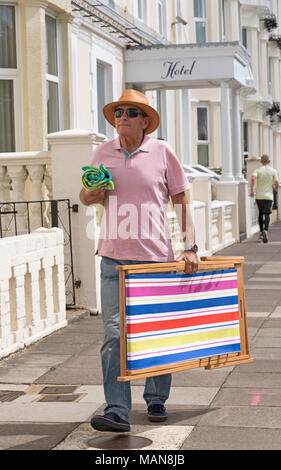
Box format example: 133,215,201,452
81,164,114,191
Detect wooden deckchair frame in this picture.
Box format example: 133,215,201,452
117,256,253,382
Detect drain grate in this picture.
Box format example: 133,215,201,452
39,386,77,394
0,391,25,402
37,394,82,402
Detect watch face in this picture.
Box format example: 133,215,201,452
192,244,198,253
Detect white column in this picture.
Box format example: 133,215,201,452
179,89,193,166
232,88,244,181
220,82,234,181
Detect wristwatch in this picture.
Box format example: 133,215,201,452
184,244,198,253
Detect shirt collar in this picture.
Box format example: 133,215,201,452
113,135,151,153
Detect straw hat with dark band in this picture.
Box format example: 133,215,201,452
103,89,160,135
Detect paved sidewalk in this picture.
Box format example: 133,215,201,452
1,222,281,450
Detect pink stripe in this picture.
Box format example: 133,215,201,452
126,279,237,298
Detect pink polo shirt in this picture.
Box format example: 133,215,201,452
90,135,190,262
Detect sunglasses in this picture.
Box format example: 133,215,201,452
114,108,146,118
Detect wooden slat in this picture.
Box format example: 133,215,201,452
119,269,127,378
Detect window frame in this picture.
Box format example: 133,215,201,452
135,0,148,24
197,105,210,167
96,59,113,137
0,2,23,152
156,0,167,38
220,0,230,42
194,0,208,43
45,11,63,134
91,36,115,140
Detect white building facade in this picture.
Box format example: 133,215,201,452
1,0,281,311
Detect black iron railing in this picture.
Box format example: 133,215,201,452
0,199,75,306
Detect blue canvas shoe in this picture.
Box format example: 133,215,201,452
147,404,168,422
90,412,130,432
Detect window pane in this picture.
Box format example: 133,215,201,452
197,108,208,140
158,2,163,35
242,28,247,49
137,0,143,19
0,80,15,152
195,21,206,43
194,0,205,18
243,121,249,153
198,145,209,166
47,81,59,133
46,16,58,76
0,6,17,68
156,90,163,139
97,62,106,135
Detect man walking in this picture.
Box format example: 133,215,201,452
79,89,198,433
250,154,279,243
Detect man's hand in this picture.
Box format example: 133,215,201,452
250,189,254,197
176,250,199,274
79,187,106,206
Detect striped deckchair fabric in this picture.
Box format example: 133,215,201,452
117,257,253,381
125,269,241,371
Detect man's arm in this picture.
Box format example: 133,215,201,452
273,174,279,192
171,191,198,274
79,187,106,206
250,175,256,197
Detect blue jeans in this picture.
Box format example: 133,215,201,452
100,256,172,422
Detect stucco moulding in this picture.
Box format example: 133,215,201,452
47,129,107,145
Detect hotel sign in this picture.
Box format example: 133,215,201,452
161,60,196,79
125,44,252,90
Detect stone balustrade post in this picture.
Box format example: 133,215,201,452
6,165,28,234
47,129,107,311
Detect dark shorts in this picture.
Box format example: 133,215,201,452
256,199,273,214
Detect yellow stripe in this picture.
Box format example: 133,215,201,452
127,326,240,353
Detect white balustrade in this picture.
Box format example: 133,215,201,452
0,228,66,359
211,200,236,252
0,151,52,235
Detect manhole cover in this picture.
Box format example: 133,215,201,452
88,435,152,450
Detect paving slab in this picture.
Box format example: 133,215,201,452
211,387,281,407
0,354,71,368
223,371,281,389
181,426,281,450
253,337,281,348
234,359,281,373
251,347,281,360
53,422,194,451
131,404,214,427
0,422,78,450
0,366,50,384
197,406,281,429
0,402,100,423
171,368,233,387
34,365,103,385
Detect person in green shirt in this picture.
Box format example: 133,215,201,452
250,154,279,243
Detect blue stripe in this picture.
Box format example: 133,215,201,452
127,343,241,370
126,295,239,315
126,269,236,281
